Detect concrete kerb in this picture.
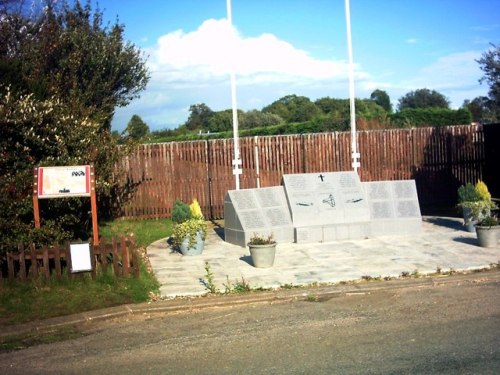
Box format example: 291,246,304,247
2,270,499,340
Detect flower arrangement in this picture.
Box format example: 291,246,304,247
247,233,275,246
172,198,207,247
477,214,499,228
457,180,497,222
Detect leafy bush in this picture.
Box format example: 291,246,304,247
390,108,472,128
171,199,191,224
457,183,482,204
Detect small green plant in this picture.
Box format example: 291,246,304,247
306,294,318,302
361,275,382,281
457,183,482,204
223,276,251,294
411,269,421,278
477,215,499,227
248,233,275,245
172,198,207,247
202,262,219,294
457,181,498,222
171,199,191,224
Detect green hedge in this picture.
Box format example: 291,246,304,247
390,108,472,128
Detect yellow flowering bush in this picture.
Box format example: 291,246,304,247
475,180,492,202
190,199,204,220
172,199,207,247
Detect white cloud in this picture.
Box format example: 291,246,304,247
405,38,418,44
393,51,486,108
149,18,363,85
114,18,368,131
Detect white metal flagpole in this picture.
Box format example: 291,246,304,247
345,0,360,173
226,0,242,190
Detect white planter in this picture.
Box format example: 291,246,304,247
248,243,276,268
179,231,205,255
475,225,500,248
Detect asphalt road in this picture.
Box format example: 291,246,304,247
1,273,499,374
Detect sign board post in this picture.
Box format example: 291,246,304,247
33,165,99,246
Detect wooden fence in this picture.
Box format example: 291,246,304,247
114,124,493,219
2,237,139,282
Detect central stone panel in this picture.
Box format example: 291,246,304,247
282,171,370,243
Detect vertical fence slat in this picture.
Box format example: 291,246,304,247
121,237,130,277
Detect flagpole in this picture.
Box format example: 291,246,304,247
345,0,360,173
226,0,242,189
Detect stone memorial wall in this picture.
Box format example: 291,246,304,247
224,172,422,247
363,180,422,236
283,171,371,243
224,186,294,247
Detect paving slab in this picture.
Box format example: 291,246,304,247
147,217,500,298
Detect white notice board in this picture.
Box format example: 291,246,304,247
70,243,92,272
37,165,91,198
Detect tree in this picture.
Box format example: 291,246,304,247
370,89,392,113
397,89,450,111
239,110,283,129
123,114,149,141
462,97,494,123
477,43,500,121
184,103,214,130
0,0,150,129
263,95,321,123
0,0,149,253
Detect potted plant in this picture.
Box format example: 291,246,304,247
475,214,500,248
172,199,207,255
247,233,276,268
457,181,495,232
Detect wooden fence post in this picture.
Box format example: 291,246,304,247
18,244,26,281
29,243,38,279
7,252,15,280
54,244,62,280
90,242,97,280
65,241,72,280
112,238,120,276
121,237,130,277
42,246,50,279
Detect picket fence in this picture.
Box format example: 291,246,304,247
115,124,492,219
2,237,139,282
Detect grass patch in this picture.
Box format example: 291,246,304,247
0,258,159,326
0,218,165,326
99,218,172,247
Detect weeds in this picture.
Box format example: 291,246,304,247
222,275,251,294
361,275,382,282
306,294,319,302
281,283,299,289
201,262,219,294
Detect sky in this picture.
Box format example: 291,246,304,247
92,0,500,132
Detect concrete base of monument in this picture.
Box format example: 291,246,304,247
224,227,294,248
295,222,372,243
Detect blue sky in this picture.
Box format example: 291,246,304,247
94,0,500,132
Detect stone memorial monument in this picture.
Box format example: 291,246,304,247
223,172,422,247
363,180,422,236
282,171,371,243
224,186,294,247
